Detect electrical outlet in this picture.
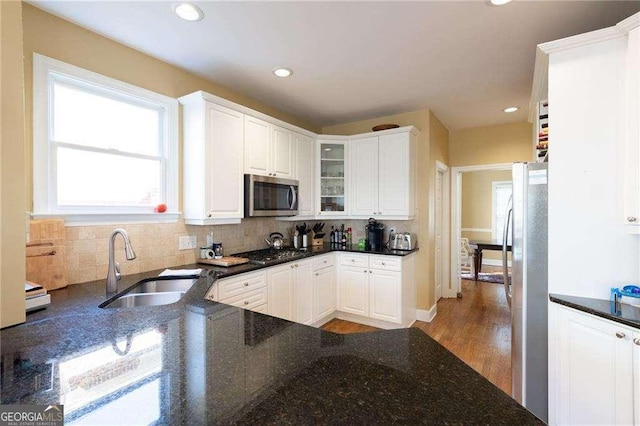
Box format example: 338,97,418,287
178,235,197,250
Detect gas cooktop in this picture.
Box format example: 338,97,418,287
234,248,309,265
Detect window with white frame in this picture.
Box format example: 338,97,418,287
492,181,512,241
33,54,178,223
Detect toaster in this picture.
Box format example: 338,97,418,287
390,232,416,250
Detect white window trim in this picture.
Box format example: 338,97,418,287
492,180,512,240
32,53,179,225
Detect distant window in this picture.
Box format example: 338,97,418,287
32,54,178,224
492,181,512,241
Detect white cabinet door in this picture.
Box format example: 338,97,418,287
556,306,634,425
314,266,336,321
378,132,410,216
271,125,295,178
244,115,271,176
338,266,369,316
369,269,401,324
267,264,294,321
182,97,245,225
293,260,314,325
350,136,379,217
624,27,640,233
295,133,315,217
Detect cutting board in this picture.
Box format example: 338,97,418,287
26,219,67,290
198,257,249,267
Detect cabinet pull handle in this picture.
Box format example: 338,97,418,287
244,282,249,287
381,262,386,265
627,216,637,222
634,338,640,346
244,301,249,305
616,331,626,339
291,265,295,269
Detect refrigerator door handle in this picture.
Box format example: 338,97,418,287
502,196,512,307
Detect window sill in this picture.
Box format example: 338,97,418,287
30,212,182,227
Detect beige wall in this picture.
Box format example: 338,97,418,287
323,108,450,311
1,0,27,327
461,170,511,261
449,122,533,167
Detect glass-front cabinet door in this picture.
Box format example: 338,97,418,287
317,139,348,215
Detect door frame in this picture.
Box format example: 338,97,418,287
449,162,512,296
435,160,450,300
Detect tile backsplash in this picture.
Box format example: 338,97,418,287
65,217,417,285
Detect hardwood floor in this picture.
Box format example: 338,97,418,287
321,272,512,395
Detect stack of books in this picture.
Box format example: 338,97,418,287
25,281,50,312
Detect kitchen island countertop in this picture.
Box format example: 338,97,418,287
1,265,542,425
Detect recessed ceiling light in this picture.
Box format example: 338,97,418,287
486,0,513,5
273,67,293,78
324,148,332,151
172,3,204,21
503,106,519,113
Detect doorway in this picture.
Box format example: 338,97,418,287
434,161,449,302
450,163,512,296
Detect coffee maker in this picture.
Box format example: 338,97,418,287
365,218,385,251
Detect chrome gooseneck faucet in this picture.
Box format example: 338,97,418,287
106,228,136,293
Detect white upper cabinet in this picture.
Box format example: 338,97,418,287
350,136,378,216
316,139,348,216
244,116,295,179
349,128,416,219
294,132,315,217
623,25,640,233
180,95,244,225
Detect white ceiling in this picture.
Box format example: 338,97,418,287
28,1,639,131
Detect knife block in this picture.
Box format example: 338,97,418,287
311,231,324,246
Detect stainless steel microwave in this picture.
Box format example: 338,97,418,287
244,174,298,217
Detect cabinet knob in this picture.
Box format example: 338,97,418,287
244,301,249,305
369,270,372,274
381,262,386,265
363,270,367,273
627,216,637,223
291,265,295,269
315,272,318,276
324,260,327,264
615,331,626,339
295,264,299,268
351,259,355,263
634,338,640,346
244,282,249,287
207,213,212,217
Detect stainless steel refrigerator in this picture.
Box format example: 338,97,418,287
502,162,548,422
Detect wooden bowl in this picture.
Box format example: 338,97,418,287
372,124,400,132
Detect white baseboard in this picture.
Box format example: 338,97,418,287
333,311,406,330
482,259,512,267
416,304,437,322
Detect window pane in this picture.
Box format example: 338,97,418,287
53,80,161,156
57,148,162,207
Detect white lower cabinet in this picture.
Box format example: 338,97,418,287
551,304,639,425
314,262,336,322
337,253,414,327
267,264,295,321
205,252,414,330
338,265,369,316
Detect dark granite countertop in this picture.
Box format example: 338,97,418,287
201,243,419,279
550,293,640,330
1,263,541,425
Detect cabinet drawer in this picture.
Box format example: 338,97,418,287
220,287,267,310
251,303,268,314
217,271,267,300
340,253,369,268
370,255,402,272
313,254,334,271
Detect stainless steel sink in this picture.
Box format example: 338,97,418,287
100,278,197,309
104,291,185,308
128,279,197,294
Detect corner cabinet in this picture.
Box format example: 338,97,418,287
349,128,417,219
180,94,244,225
294,132,316,217
550,303,640,425
244,116,295,179
316,138,348,216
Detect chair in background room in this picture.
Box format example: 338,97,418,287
460,237,474,276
